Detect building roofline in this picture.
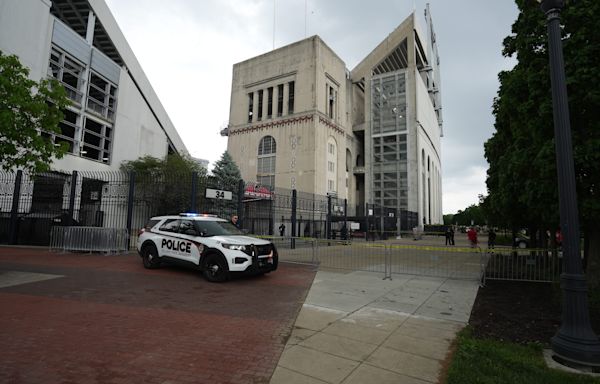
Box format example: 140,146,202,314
233,35,346,69
350,11,416,81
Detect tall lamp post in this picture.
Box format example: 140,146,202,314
537,0,600,367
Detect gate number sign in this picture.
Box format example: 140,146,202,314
205,188,233,200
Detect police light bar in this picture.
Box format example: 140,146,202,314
179,212,218,218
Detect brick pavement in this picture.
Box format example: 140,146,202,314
0,247,316,384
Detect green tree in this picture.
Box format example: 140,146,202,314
0,51,70,173
211,151,242,191
210,151,243,217
443,214,454,226
121,154,206,175
485,0,600,285
121,154,207,215
452,204,485,227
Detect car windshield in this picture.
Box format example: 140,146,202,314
197,221,244,237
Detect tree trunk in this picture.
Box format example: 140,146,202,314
586,224,600,292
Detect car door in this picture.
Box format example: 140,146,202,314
176,219,201,264
156,219,182,259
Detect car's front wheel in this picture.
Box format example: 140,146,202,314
203,254,229,282
141,244,161,269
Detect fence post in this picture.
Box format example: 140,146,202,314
67,171,78,226
190,172,198,213
126,171,136,249
383,245,392,280
344,198,348,240
8,170,23,245
291,189,297,249
365,203,369,242
326,195,332,240
237,179,244,227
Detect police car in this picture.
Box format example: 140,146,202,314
136,213,278,282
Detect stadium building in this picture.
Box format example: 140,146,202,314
224,5,443,229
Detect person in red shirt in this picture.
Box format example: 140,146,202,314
467,227,478,248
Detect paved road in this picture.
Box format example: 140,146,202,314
0,247,316,384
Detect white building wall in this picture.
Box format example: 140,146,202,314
415,68,442,223
0,0,53,82
0,0,183,173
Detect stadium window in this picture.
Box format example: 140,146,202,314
288,81,295,115
277,84,284,117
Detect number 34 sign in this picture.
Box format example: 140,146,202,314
205,188,233,200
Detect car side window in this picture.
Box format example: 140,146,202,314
159,219,181,233
180,220,197,236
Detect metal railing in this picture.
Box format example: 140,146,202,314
481,247,561,283
50,226,128,253
274,237,483,281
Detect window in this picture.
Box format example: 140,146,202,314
257,90,263,121
248,92,254,123
328,86,334,119
159,219,181,233
180,220,197,235
267,87,273,119
288,81,295,115
257,136,276,187
81,117,112,163
326,137,337,194
47,45,116,164
87,71,117,122
53,109,78,153
48,46,84,104
277,84,284,117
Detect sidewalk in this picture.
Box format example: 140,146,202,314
270,270,480,384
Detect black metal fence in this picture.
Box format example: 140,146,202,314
0,170,417,249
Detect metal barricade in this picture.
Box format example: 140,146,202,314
50,226,129,253
481,247,561,283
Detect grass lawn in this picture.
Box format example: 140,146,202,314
445,328,600,384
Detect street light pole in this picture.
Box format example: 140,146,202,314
537,0,600,367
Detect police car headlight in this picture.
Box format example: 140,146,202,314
222,243,247,251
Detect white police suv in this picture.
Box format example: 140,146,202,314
136,213,278,282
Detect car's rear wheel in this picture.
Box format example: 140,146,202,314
203,254,229,282
142,244,161,269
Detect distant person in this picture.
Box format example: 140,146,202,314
488,228,496,249
450,226,455,245
341,224,348,240
467,227,478,248
230,215,239,228
279,223,286,237
555,227,563,247
445,226,452,245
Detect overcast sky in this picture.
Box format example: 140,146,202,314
104,0,519,214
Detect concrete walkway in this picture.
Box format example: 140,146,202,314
270,270,480,384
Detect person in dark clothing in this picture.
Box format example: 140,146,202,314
488,228,496,249
450,227,455,245
445,227,452,245
341,224,348,240
279,223,286,237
